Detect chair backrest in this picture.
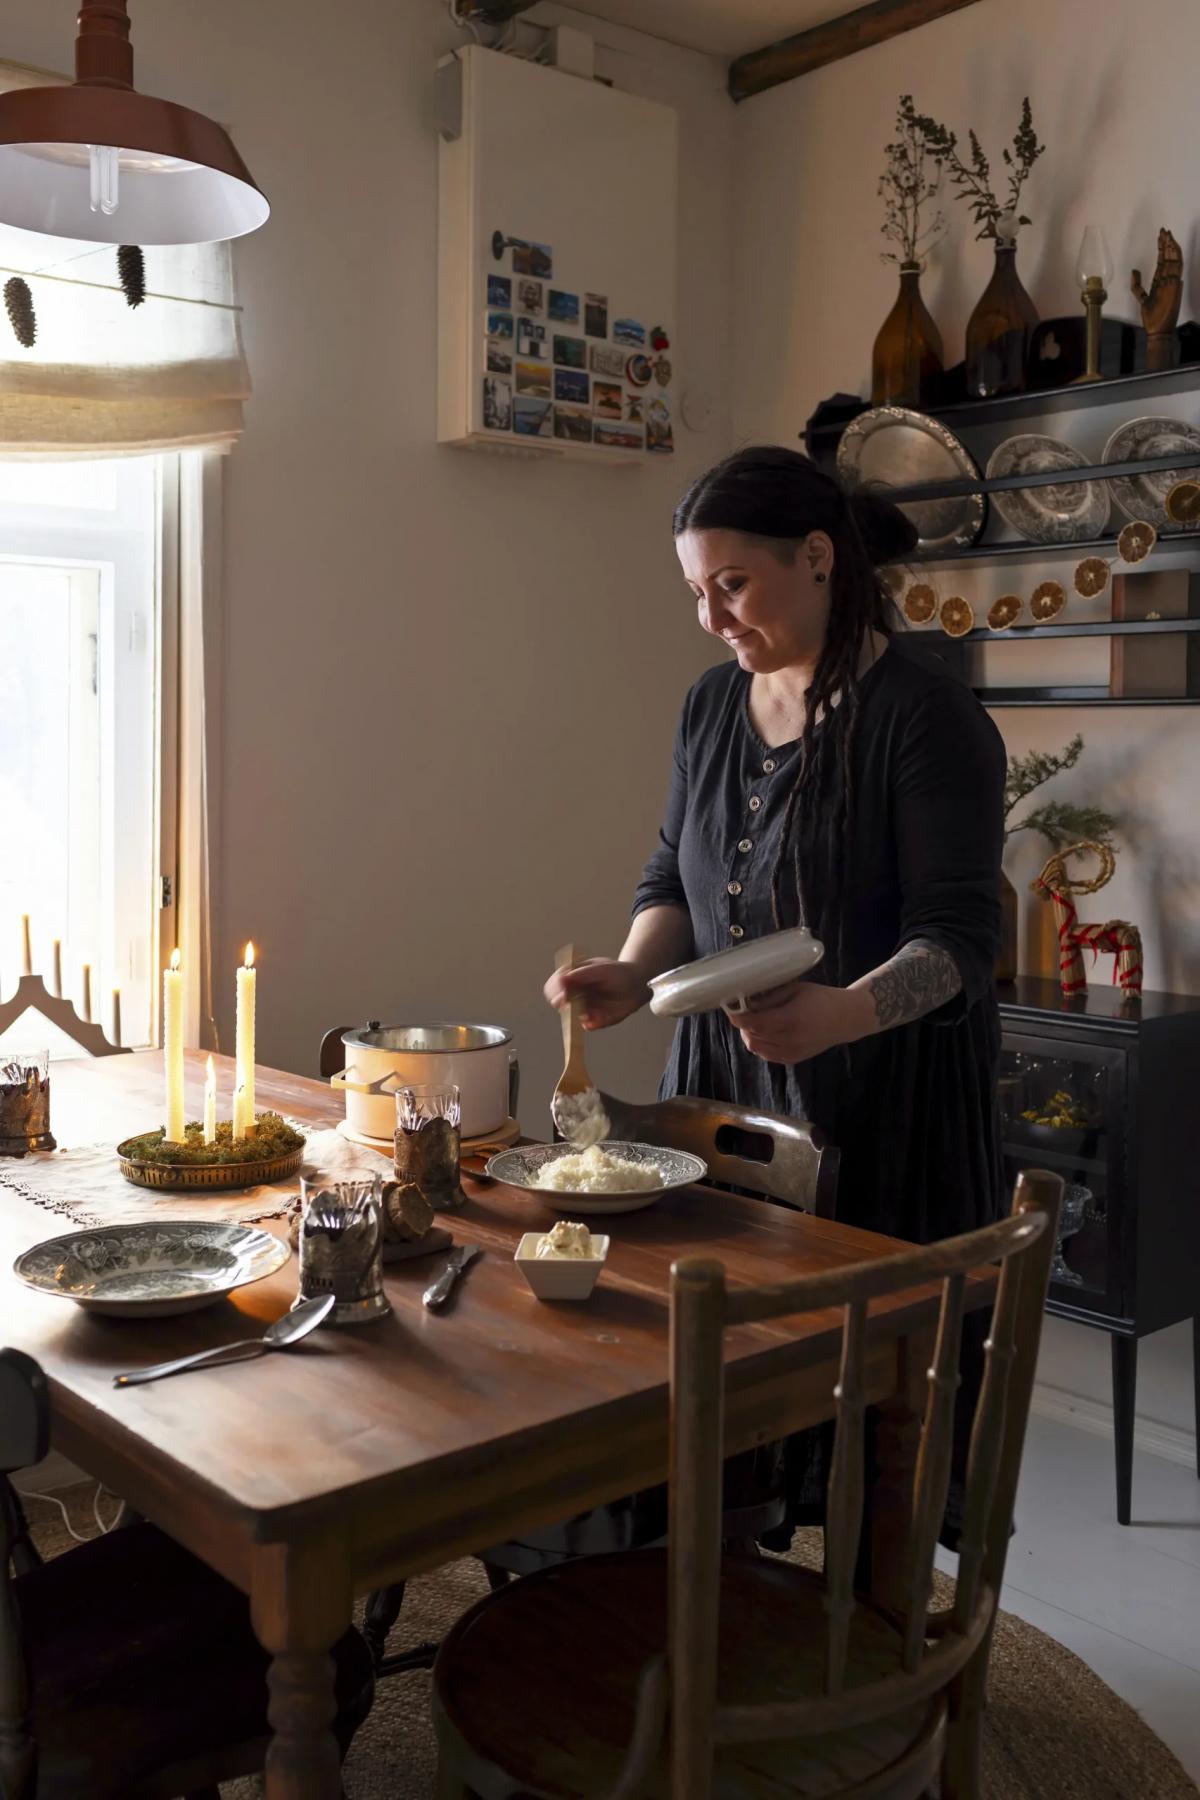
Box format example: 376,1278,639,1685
0,974,127,1057
663,1167,1062,1800
600,1093,839,1218
0,1348,49,1800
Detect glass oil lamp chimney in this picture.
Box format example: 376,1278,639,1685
1075,227,1113,382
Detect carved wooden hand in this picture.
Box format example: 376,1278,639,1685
1131,227,1183,368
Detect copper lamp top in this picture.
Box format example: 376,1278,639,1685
0,0,268,245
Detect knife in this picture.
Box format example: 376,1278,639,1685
423,1242,482,1310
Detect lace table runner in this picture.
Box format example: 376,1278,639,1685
0,1128,393,1234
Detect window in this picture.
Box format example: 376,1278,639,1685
0,456,170,1050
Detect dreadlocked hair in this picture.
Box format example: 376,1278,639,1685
672,445,917,985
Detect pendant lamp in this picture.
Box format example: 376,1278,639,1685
0,0,268,245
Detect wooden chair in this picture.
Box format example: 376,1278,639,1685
0,1347,374,1800
362,1096,841,1673
599,1091,840,1218
430,1167,1062,1800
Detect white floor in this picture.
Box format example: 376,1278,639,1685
937,1412,1200,1785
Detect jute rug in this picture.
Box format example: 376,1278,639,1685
25,1485,1198,1799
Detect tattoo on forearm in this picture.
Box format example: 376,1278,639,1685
868,940,963,1030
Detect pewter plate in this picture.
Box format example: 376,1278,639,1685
836,406,986,553
1102,416,1200,528
14,1220,290,1318
985,435,1109,543
485,1142,707,1215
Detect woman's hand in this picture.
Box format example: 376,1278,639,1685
729,981,875,1065
544,959,651,1031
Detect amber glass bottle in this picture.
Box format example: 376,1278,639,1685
872,263,944,406
965,242,1038,398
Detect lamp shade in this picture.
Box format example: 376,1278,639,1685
0,3,268,245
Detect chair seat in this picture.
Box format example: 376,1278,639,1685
19,1520,373,1800
432,1549,944,1799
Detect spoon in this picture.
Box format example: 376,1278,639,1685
112,1293,335,1388
550,943,610,1150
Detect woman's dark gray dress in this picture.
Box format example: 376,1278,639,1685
633,644,1007,1543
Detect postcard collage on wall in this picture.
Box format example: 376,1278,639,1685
482,234,674,454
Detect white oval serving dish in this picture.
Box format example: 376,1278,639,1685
648,927,824,1018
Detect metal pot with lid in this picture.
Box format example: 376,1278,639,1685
319,1022,518,1143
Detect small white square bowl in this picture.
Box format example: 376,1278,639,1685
514,1232,610,1300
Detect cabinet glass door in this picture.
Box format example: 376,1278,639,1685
998,1033,1126,1315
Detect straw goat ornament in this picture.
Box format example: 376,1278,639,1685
1030,840,1143,998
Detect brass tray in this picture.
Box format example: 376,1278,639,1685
117,1138,305,1193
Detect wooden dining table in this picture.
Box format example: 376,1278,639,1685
0,1049,990,1800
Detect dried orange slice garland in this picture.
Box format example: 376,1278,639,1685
903,582,937,624
939,595,974,637
1030,580,1067,622
1073,556,1109,598
1165,480,1200,526
987,594,1023,630
1117,520,1157,563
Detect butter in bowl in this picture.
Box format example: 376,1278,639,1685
514,1220,609,1301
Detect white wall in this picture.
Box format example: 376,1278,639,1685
730,0,1199,1444
0,0,734,1126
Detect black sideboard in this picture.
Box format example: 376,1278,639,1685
996,978,1200,1522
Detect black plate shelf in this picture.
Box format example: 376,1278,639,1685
812,358,1200,704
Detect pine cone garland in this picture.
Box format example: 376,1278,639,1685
117,244,146,308
4,276,36,349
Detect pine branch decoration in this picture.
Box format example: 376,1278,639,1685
4,276,36,349
117,244,146,308
1002,734,1118,851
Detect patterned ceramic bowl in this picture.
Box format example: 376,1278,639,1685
13,1220,290,1318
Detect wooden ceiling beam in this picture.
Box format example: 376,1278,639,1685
728,0,983,101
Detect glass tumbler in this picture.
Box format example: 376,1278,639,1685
0,1047,55,1154
296,1172,390,1325
394,1084,464,1212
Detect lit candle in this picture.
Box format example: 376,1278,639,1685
163,950,185,1143
111,988,122,1048
51,939,63,998
20,914,32,976
232,1082,248,1140
235,942,256,1137
80,963,92,1023
204,1054,217,1143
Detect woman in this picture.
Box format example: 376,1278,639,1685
546,445,1006,1542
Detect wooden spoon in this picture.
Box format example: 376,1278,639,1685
550,943,610,1149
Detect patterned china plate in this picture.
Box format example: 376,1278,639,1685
1102,417,1200,528
485,1143,707,1215
14,1220,290,1318
985,435,1109,542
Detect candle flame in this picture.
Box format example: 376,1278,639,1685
170,948,181,971
206,1053,215,1078
244,941,255,969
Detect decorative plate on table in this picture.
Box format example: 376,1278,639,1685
1102,416,1200,527
985,435,1109,543
485,1142,706,1215
648,927,824,1019
13,1220,290,1318
836,406,986,555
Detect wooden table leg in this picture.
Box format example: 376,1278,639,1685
251,1539,352,1800
868,1330,927,1614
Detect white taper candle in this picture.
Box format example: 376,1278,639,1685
163,950,185,1143
235,942,256,1136
204,1054,217,1143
